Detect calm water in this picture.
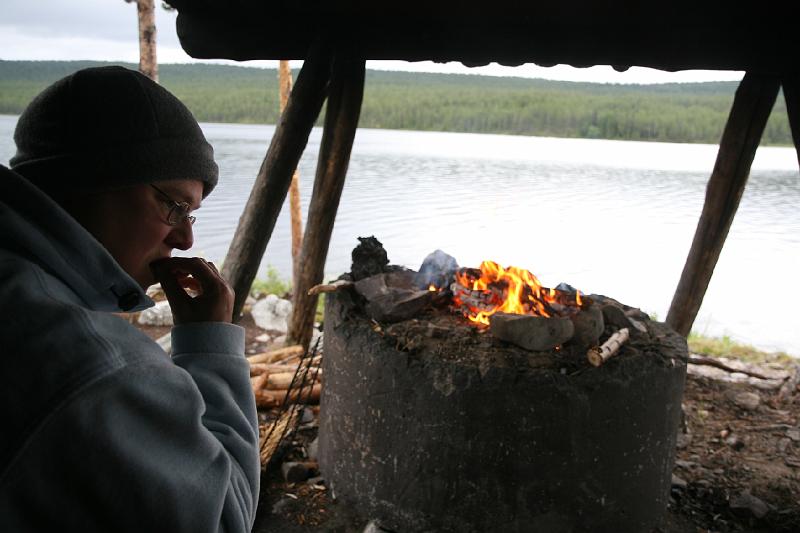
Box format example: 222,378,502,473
2,115,798,355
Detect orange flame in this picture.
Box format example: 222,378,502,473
452,260,582,326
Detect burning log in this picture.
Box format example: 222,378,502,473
450,282,499,314
247,345,305,364
587,328,630,367
450,262,583,326
490,312,574,351
307,278,354,296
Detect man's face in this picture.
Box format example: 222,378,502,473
72,179,204,289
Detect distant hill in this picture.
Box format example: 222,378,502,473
0,60,792,145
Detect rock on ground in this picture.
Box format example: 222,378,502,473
252,294,293,334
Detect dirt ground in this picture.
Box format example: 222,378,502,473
132,314,800,533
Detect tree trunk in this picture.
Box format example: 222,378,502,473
287,56,366,349
279,60,304,289
222,49,332,320
136,0,158,82
782,74,800,170
666,73,779,336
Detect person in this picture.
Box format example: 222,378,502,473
0,66,260,531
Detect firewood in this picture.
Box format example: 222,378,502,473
275,354,323,368
250,363,269,376
254,390,280,408
250,362,320,376
255,384,322,407
268,371,303,390
587,328,630,367
277,355,300,367
251,372,269,392
307,279,354,296
247,345,305,364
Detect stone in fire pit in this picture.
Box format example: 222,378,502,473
318,239,687,533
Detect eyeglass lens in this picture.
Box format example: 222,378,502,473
168,204,196,226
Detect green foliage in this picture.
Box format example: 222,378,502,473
315,294,325,324
0,60,792,145
250,265,292,298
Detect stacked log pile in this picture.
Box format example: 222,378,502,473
248,345,322,409
249,344,323,469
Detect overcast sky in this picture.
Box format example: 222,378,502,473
1,0,745,85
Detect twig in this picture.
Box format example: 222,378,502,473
307,279,353,296
687,355,773,380
740,423,795,432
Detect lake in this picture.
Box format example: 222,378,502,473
1,115,798,355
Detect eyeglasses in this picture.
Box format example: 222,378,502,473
150,184,196,226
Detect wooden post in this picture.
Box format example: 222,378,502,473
782,73,800,169
287,56,366,348
222,49,332,320
135,0,158,82
666,73,779,336
279,60,305,289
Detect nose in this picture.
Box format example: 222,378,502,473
165,220,194,251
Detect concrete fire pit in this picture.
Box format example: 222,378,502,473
318,289,687,532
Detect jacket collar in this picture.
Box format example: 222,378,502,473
0,165,154,312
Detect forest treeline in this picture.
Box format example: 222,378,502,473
0,60,792,145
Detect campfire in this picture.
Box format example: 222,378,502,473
450,260,583,325
315,237,687,533
314,239,636,362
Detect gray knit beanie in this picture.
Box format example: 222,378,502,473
10,65,218,198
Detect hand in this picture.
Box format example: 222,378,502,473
150,257,235,324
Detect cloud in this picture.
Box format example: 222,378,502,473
1,0,182,52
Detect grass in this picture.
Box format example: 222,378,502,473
249,266,292,299
687,332,794,365
646,308,795,364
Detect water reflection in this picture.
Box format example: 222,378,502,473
0,116,797,354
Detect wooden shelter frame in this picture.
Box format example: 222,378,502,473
168,4,800,348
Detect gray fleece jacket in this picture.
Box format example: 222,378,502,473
0,165,260,531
